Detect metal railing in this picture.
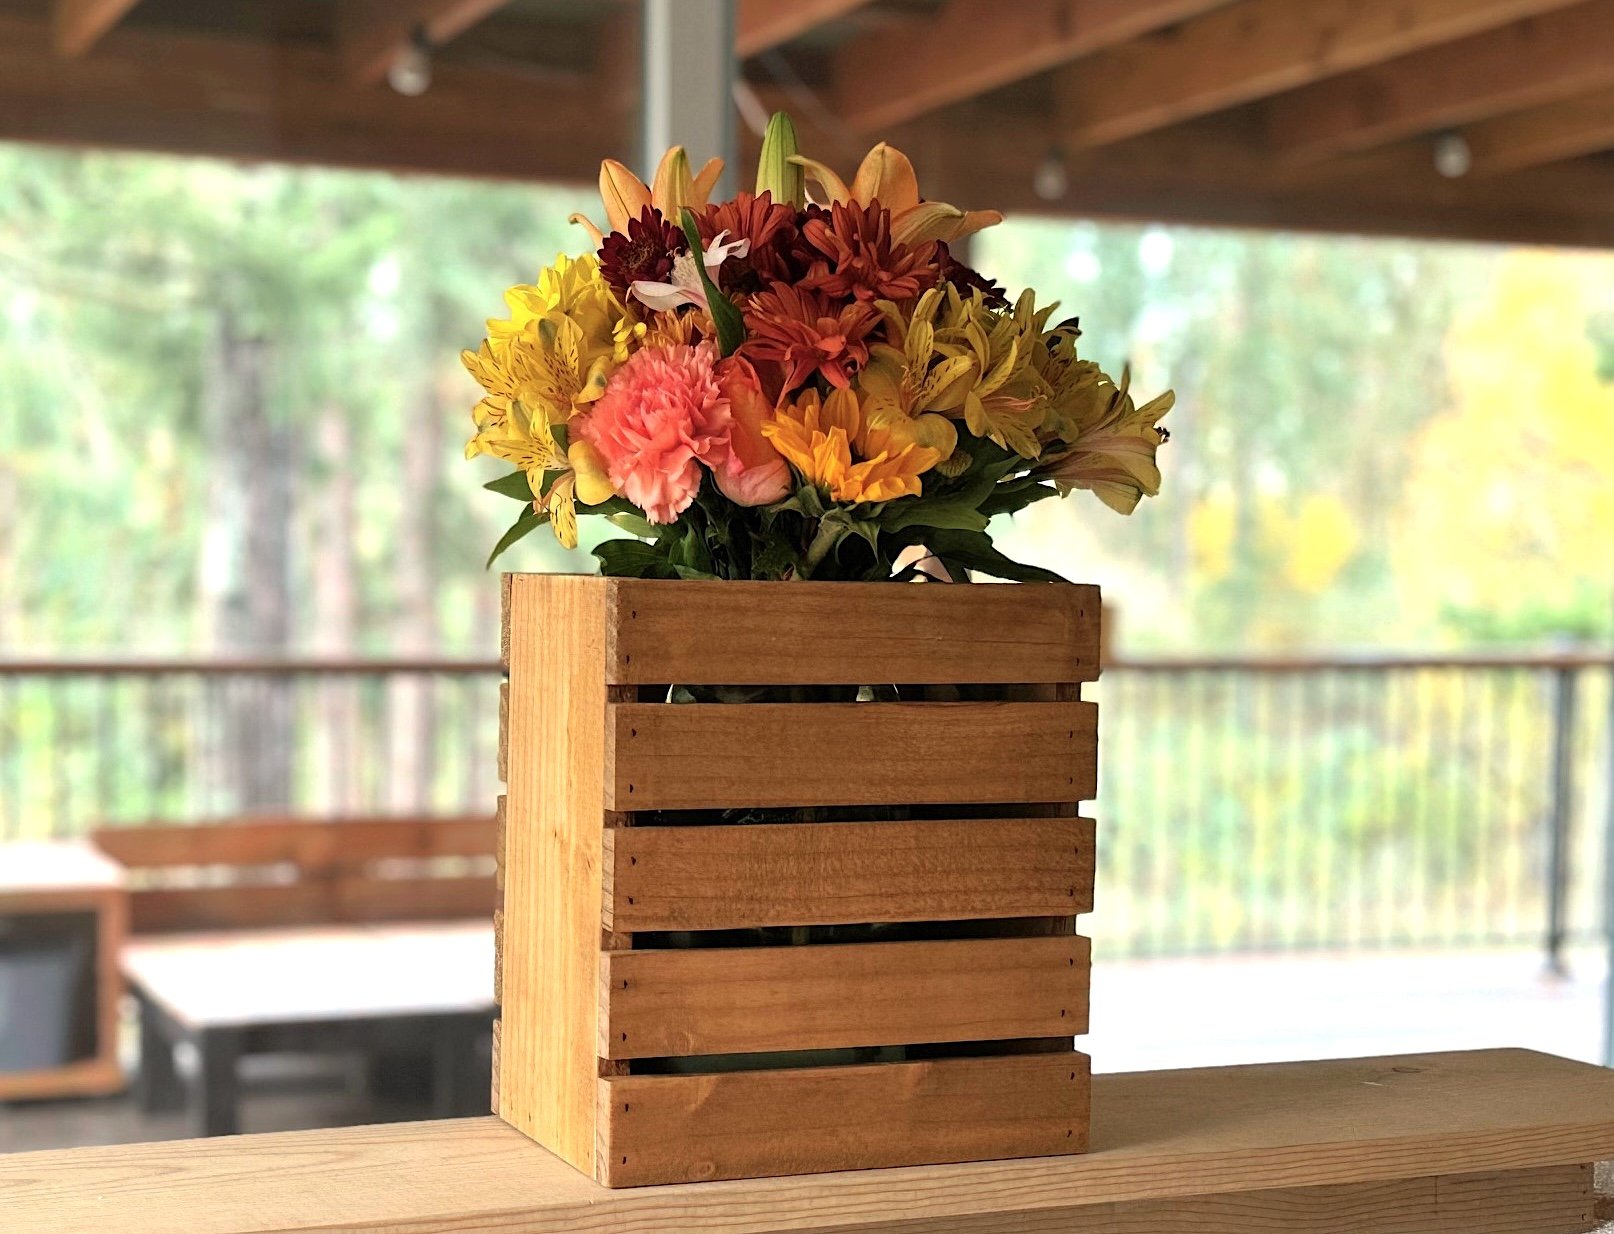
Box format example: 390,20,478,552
1,653,1610,963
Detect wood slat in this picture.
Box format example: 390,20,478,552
606,701,1096,811
1467,84,1614,174
94,816,495,873
602,817,1095,932
597,1052,1089,1186
128,875,495,933
736,0,878,57
496,573,611,1175
834,0,1222,132
1057,0,1579,150
604,579,1100,686
336,0,514,85
1267,0,1614,162
52,0,142,56
599,935,1088,1059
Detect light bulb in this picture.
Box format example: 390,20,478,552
1033,149,1068,202
1433,130,1471,179
388,36,432,97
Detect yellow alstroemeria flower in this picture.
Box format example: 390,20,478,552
930,286,1049,460
476,254,639,421
763,387,942,505
570,147,725,246
1034,362,1174,515
858,289,975,461
790,142,1003,245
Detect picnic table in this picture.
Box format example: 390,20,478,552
127,921,494,1136
92,814,497,1135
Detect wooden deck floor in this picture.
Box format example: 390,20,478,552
2,945,1607,1155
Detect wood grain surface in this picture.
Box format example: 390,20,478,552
600,935,1089,1058
495,573,611,1176
602,817,1096,931
5,1050,1613,1233
603,578,1101,686
606,701,1097,811
597,1052,1091,1186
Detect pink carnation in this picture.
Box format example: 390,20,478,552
574,342,731,525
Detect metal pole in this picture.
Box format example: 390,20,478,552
1545,663,1578,977
640,0,738,197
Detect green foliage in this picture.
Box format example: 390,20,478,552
486,506,547,568
678,208,745,356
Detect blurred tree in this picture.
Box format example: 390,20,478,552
1395,251,1614,644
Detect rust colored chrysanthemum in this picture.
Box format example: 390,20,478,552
799,201,942,303
597,206,683,298
937,242,1008,309
696,191,798,294
740,282,881,393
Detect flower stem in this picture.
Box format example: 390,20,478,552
800,519,841,578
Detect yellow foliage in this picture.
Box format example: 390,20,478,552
1284,495,1360,594
1395,250,1614,619
1188,494,1235,580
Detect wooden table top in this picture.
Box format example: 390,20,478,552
4,1048,1613,1234
123,921,494,1028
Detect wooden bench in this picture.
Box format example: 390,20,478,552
3,1049,1612,1233
91,815,497,1136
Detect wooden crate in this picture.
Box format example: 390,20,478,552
494,574,1100,1187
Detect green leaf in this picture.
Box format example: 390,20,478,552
880,494,990,534
606,510,658,539
679,207,746,357
755,111,805,208
592,539,678,578
923,529,1069,583
486,507,546,569
979,478,1060,519
765,484,825,522
549,420,570,453
483,470,535,501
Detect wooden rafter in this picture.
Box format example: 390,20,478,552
1268,0,1614,163
0,13,612,182
337,0,514,86
1057,0,1582,151
1467,86,1614,175
736,0,877,57
833,0,1224,134
53,0,143,56
764,105,1614,250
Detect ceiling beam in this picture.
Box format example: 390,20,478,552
337,0,514,87
1057,0,1581,151
1467,85,1614,175
1268,0,1614,163
907,111,1614,249
833,0,1225,134
735,0,877,57
0,13,612,183
53,0,143,56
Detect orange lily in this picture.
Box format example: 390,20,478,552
570,147,724,246
790,142,1003,246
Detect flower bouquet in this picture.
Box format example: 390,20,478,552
464,113,1170,581
481,118,1137,1187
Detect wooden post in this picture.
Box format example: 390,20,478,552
639,0,737,196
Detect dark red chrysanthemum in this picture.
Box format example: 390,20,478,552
695,191,798,295
936,242,1009,309
739,282,881,393
597,206,684,298
798,201,943,303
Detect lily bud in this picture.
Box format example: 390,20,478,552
598,159,652,235
650,146,694,219
756,112,806,207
